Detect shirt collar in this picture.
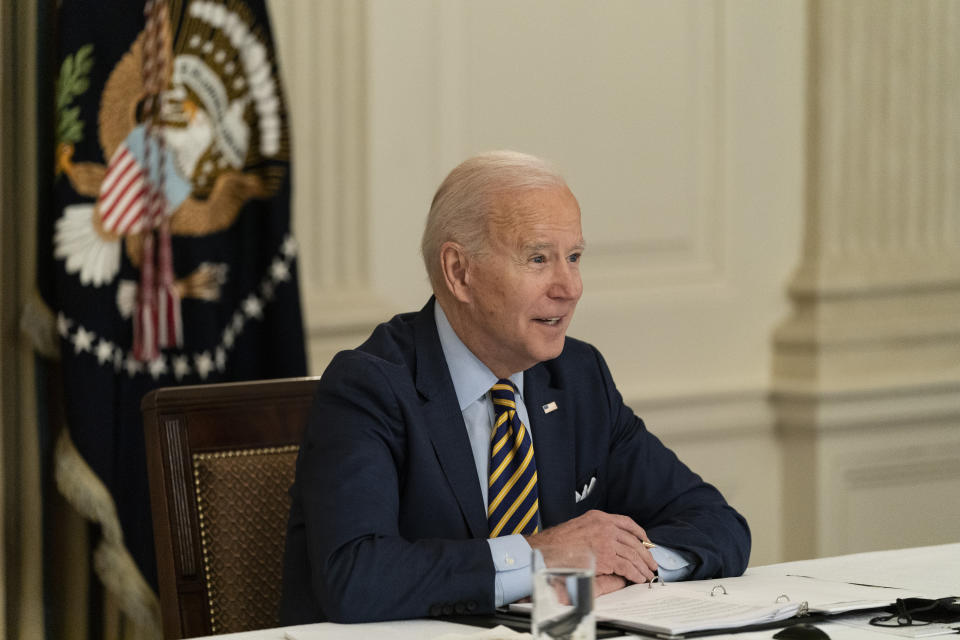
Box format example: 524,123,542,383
434,301,524,410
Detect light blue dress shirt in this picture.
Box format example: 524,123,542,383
433,303,693,605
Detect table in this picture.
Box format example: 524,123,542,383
198,543,959,640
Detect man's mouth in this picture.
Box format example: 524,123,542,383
535,317,562,326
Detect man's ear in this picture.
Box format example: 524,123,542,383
439,241,472,303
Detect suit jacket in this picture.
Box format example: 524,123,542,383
280,298,750,624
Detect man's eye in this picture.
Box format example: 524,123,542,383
531,255,546,264
568,253,581,263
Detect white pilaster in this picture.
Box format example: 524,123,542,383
269,0,390,372
773,0,960,560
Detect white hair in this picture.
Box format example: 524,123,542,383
420,150,568,293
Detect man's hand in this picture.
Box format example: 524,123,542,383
527,510,658,585
595,574,628,596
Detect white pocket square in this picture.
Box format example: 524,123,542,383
574,476,596,503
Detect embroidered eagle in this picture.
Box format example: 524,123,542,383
54,0,289,345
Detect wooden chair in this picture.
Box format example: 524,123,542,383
142,377,319,639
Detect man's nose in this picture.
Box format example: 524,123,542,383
549,263,582,300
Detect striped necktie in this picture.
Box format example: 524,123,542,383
487,379,541,537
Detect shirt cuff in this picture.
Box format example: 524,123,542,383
487,535,533,606
650,544,696,582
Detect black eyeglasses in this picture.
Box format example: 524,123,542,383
869,597,960,628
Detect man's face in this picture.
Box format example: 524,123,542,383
460,186,584,377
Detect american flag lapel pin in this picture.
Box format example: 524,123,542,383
542,401,558,414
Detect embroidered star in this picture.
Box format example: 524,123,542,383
148,356,169,380
72,326,95,354
57,313,72,338
232,311,245,333
242,294,263,319
194,351,214,379
222,325,236,348
173,355,191,380
215,347,227,371
95,339,115,365
124,353,144,378
270,258,290,282
115,280,137,318
113,349,124,372
281,235,297,257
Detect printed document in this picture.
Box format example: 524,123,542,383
512,573,922,636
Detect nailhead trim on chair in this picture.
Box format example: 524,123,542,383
193,445,299,633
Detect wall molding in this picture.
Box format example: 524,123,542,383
774,378,960,433
776,375,960,560
623,386,774,441
584,3,726,292
845,456,960,490
827,424,960,557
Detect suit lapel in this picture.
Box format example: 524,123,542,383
524,364,575,528
412,300,488,538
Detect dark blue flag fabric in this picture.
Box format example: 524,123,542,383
42,0,306,628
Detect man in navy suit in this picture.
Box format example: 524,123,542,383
280,151,750,624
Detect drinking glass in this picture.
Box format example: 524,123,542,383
531,546,595,640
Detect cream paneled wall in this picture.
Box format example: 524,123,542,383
270,0,804,566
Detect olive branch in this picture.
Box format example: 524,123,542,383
55,44,94,147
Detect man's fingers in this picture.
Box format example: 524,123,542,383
594,535,655,584
607,515,658,571
608,512,648,540
594,574,628,596
615,529,648,557
610,558,647,585
611,531,658,575
633,542,659,573
612,550,655,584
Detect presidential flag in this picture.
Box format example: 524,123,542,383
41,0,307,628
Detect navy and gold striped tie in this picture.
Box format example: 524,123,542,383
487,379,541,537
